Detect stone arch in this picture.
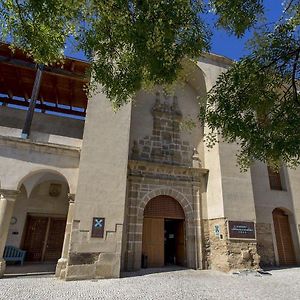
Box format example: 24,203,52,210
182,58,207,98
17,169,70,198
3,168,72,268
272,207,293,216
127,187,196,270
138,187,193,221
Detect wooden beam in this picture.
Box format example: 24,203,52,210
52,76,59,107
0,96,86,117
22,65,44,138
0,55,89,82
0,64,12,98
14,65,26,98
69,79,74,110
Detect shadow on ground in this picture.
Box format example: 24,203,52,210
262,265,300,272
4,263,56,278
121,265,187,278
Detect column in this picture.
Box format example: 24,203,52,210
0,189,19,277
192,149,203,269
193,184,203,269
64,91,131,280
55,193,75,278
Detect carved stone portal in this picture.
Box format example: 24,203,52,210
131,92,192,166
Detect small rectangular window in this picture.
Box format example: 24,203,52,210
267,166,283,190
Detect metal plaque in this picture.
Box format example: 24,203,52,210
228,221,256,240
91,217,105,238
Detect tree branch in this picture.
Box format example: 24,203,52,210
283,0,295,13
262,46,300,70
291,48,300,104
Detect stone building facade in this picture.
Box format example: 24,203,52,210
0,51,299,280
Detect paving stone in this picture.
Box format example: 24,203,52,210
1,267,300,300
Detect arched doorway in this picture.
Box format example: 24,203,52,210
272,208,296,265
6,170,69,264
142,196,186,268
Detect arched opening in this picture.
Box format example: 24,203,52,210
5,170,69,270
142,196,186,268
272,208,296,266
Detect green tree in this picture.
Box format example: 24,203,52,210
0,0,210,108
201,1,300,170
1,1,299,169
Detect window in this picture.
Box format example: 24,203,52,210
267,166,283,190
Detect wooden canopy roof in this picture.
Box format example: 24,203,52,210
0,43,90,117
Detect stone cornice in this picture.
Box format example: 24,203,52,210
201,53,234,67
128,159,208,183
0,189,20,199
0,135,80,158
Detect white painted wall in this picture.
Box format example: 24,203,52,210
0,137,80,193
0,106,83,148
251,161,300,262
70,90,132,256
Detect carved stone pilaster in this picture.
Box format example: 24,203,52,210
131,140,140,160
56,193,76,279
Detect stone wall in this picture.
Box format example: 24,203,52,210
124,89,207,271
131,92,193,167
203,218,260,272
125,90,259,273
256,223,275,266
124,160,207,271
202,219,211,269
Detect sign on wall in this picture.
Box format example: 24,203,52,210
214,224,221,237
91,217,105,238
228,221,256,240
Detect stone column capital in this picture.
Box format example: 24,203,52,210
0,189,20,201
192,183,202,190
67,193,75,203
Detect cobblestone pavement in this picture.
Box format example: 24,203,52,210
1,267,300,300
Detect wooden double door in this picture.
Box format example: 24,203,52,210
23,215,66,262
273,209,296,265
142,217,185,267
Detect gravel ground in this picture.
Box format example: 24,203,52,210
1,267,300,300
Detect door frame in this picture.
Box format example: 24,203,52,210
21,213,66,262
272,208,297,266
164,218,186,266
142,216,187,268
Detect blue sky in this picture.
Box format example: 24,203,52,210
208,1,283,60
65,1,283,62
